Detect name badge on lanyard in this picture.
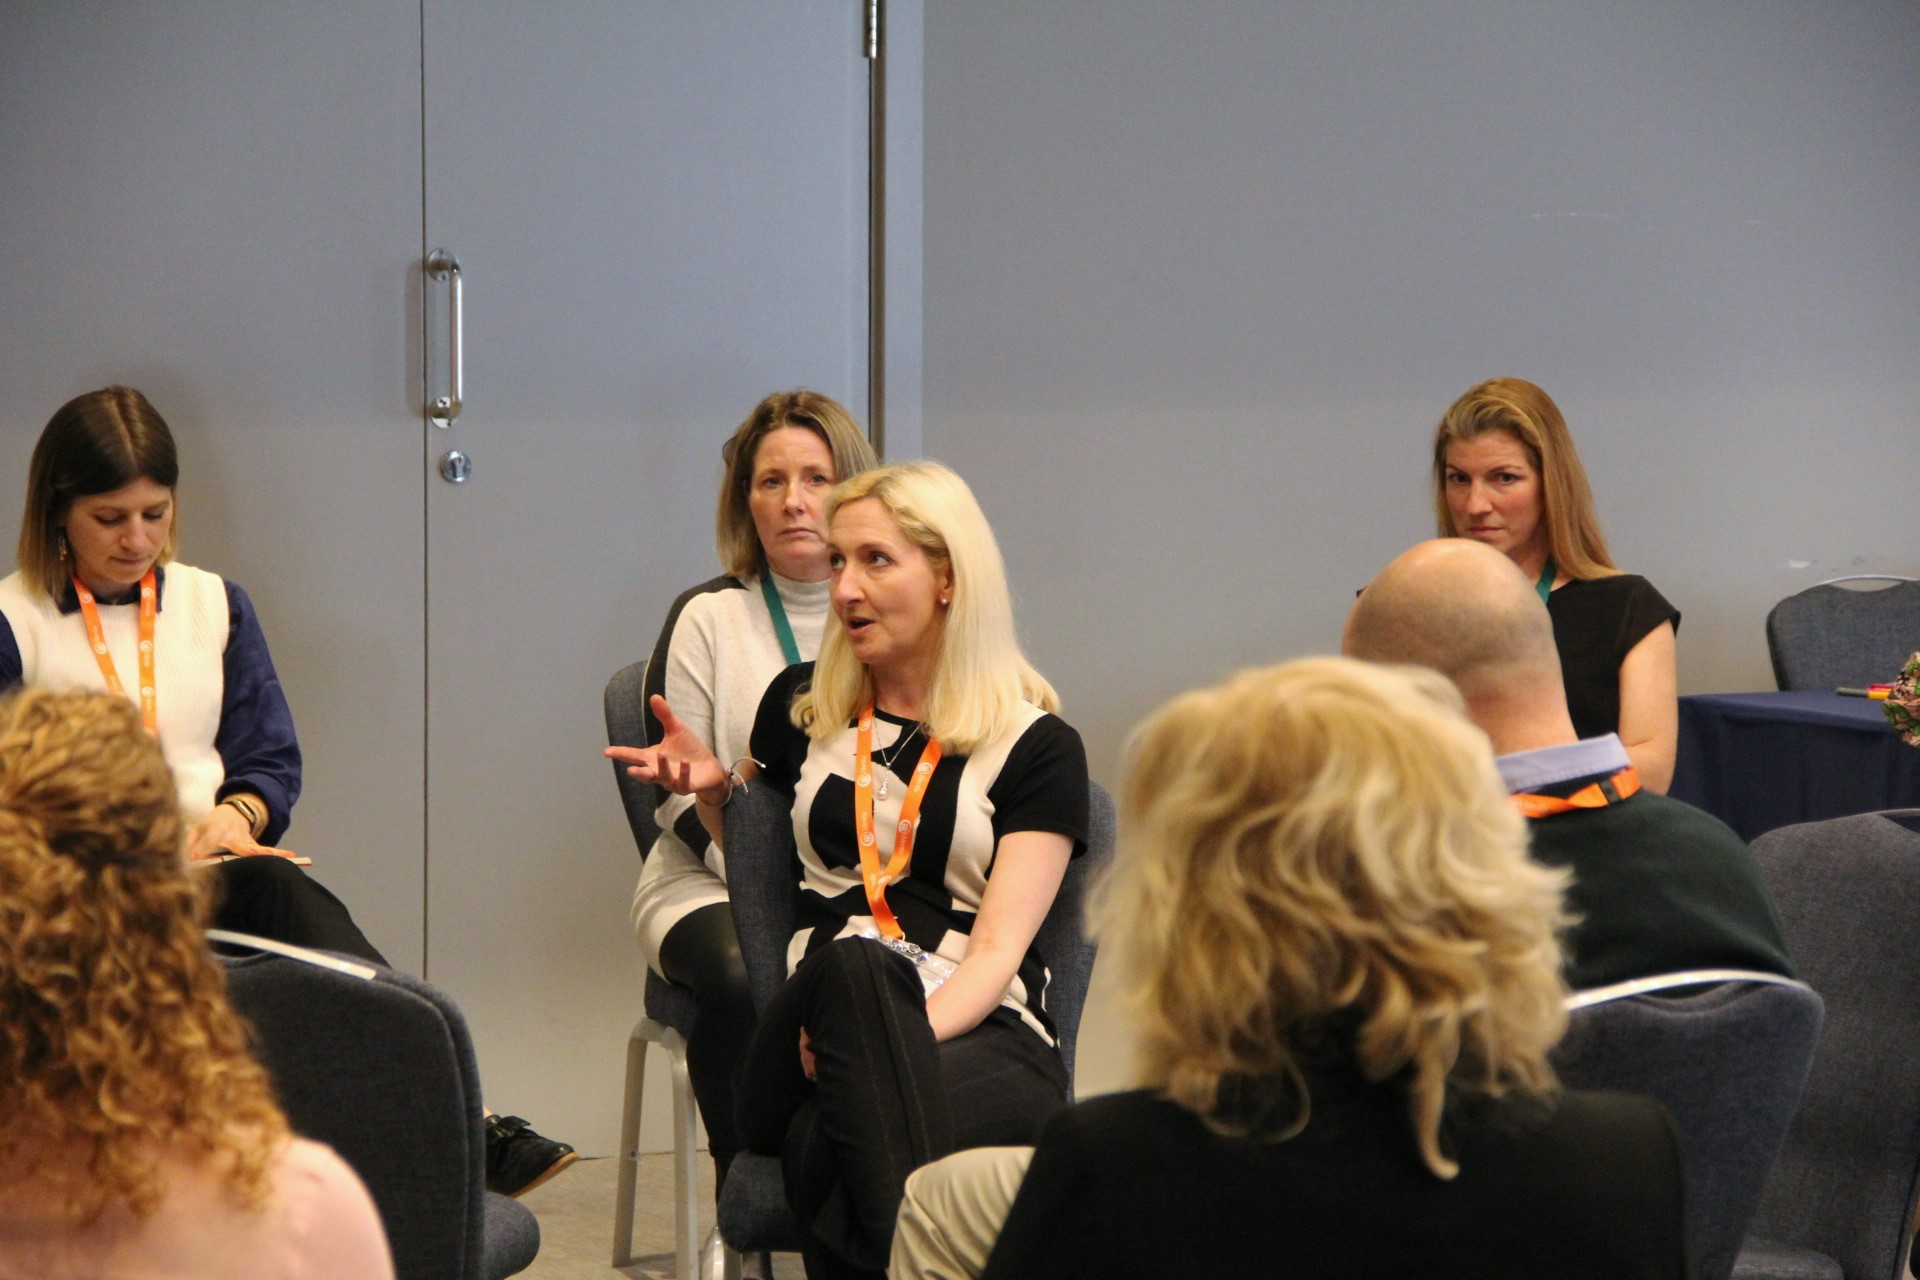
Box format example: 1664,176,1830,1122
853,702,942,941
74,570,159,736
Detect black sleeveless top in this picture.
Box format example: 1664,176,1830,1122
1547,574,1679,739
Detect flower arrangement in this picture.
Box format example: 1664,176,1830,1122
1886,652,1920,749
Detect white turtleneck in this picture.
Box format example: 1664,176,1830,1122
630,570,831,960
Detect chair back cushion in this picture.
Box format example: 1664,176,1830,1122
723,777,802,1013
1554,979,1822,1280
222,950,492,1280
604,659,662,855
1746,811,1920,1276
1029,782,1114,1080
1766,580,1920,691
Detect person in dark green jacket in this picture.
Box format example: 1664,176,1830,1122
1346,537,1793,991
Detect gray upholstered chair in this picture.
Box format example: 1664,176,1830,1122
715,775,1117,1278
214,931,540,1280
1554,971,1822,1280
1733,810,1920,1279
606,658,665,860
603,659,707,1278
1765,576,1920,691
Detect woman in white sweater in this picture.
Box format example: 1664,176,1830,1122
624,389,875,1190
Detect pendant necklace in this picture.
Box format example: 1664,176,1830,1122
873,722,924,801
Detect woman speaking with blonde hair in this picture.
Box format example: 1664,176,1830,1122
612,460,1088,1279
1434,377,1680,790
0,688,392,1278
896,658,1685,1280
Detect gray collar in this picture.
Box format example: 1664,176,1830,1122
1496,734,1630,793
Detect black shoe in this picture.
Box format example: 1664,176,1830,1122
484,1114,578,1198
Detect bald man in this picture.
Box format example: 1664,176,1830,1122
1347,540,1792,991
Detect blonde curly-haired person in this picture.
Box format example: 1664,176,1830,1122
0,688,393,1280
892,659,1686,1280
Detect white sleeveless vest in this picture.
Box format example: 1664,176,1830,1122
0,564,231,823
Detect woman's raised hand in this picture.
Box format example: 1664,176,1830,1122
604,694,733,803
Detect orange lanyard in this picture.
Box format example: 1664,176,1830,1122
73,570,159,737
854,703,942,940
1511,765,1640,819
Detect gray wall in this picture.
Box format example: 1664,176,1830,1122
920,2,1920,1092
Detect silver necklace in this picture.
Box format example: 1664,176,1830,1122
873,722,924,801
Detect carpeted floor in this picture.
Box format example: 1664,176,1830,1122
515,1154,802,1279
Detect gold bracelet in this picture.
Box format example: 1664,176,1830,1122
221,796,266,839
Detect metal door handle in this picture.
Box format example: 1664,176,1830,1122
427,249,463,425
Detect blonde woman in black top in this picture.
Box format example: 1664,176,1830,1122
614,461,1087,1280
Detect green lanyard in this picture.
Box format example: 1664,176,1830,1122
1536,555,1557,606
760,574,802,666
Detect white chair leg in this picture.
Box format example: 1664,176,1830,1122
613,1017,699,1270
611,1023,649,1266
669,1027,699,1280
701,1224,728,1280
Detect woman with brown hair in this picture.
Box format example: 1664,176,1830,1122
0,385,572,1197
1433,377,1680,790
0,386,373,949
0,687,393,1278
3,387,309,871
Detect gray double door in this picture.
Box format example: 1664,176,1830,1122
0,1,871,1143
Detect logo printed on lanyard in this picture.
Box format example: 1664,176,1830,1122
854,703,942,940
74,570,159,737
1511,765,1641,819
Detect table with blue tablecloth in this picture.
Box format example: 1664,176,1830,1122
1670,691,1920,841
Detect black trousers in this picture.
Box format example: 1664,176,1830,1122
207,855,390,967
657,901,757,1183
737,937,1069,1280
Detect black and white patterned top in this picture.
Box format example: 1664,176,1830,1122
750,663,1089,1042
